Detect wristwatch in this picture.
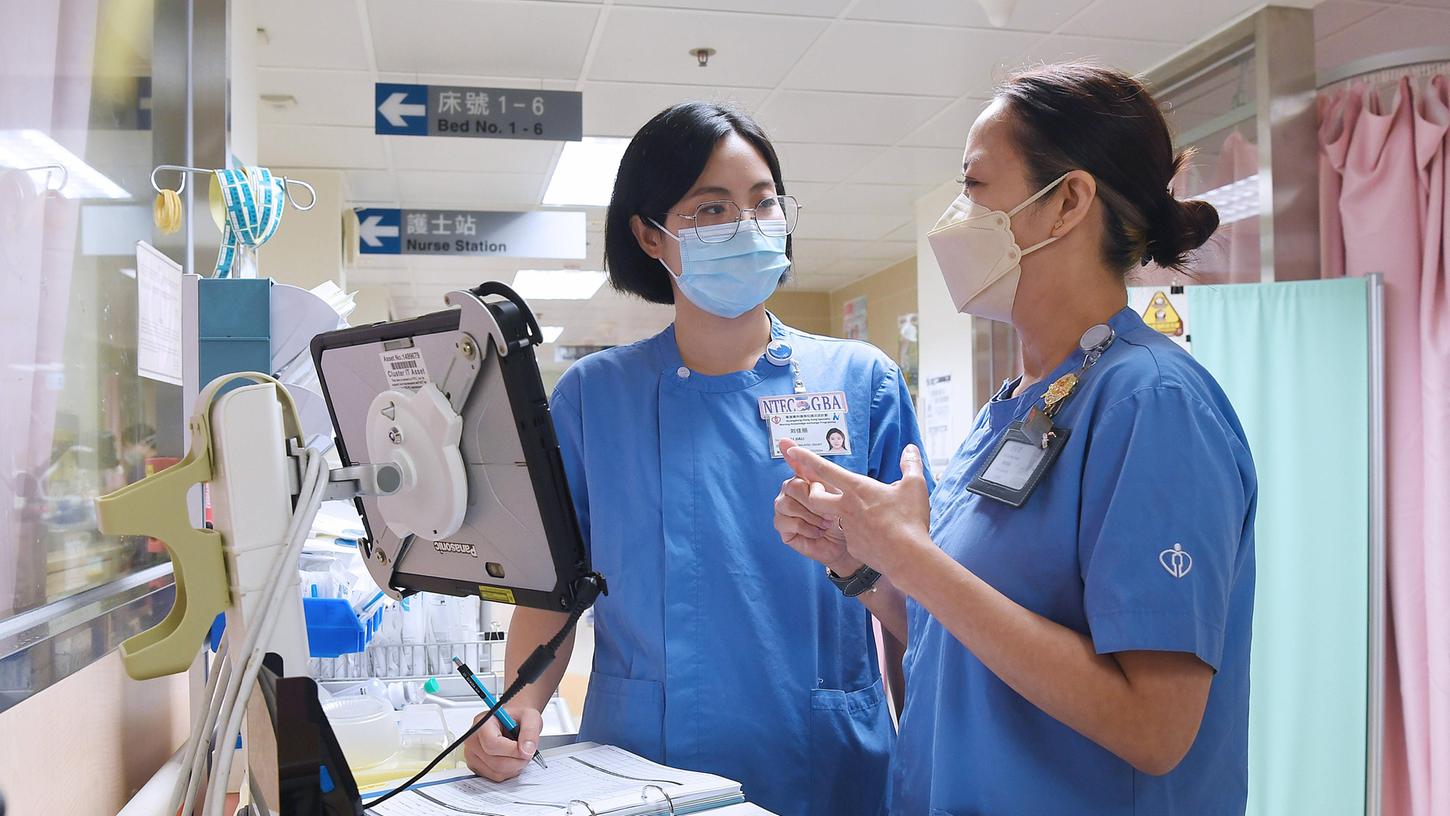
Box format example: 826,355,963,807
826,563,882,597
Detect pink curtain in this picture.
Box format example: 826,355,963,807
1320,75,1450,816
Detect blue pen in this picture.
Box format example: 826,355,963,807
453,656,547,770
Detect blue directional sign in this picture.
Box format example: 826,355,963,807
354,208,586,259
374,83,428,136
373,82,582,142
355,208,402,255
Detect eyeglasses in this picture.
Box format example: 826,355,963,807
665,194,802,244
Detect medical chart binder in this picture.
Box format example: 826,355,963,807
362,743,750,816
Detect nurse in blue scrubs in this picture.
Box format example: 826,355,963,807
465,102,926,816
774,64,1257,815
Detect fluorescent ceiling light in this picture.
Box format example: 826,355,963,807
1193,174,1258,227
542,137,630,207
540,325,565,344
0,129,130,200
512,269,606,301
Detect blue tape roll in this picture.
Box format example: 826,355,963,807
213,166,288,277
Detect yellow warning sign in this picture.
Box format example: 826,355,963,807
478,585,517,605
1142,291,1184,337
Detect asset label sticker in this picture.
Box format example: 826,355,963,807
758,391,851,458
380,347,430,390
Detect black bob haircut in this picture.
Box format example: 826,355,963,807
604,101,791,305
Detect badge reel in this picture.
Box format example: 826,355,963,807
758,339,854,459
968,324,1115,507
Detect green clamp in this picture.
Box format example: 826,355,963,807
95,372,304,680
95,412,228,680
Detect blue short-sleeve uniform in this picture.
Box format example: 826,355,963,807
551,315,926,816
893,307,1257,815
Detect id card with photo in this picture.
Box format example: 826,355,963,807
966,408,1069,507
759,391,851,458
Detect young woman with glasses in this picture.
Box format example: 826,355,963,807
464,102,925,816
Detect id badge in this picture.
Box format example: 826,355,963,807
967,408,1069,507
759,391,851,458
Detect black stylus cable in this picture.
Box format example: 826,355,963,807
364,574,605,810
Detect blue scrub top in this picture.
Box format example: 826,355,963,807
551,314,925,816
893,307,1257,816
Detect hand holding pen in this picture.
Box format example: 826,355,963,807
454,656,549,776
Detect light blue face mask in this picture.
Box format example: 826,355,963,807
649,219,791,319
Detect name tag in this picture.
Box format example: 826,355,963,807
967,408,1069,507
759,391,851,458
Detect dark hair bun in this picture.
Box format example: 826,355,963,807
1145,196,1219,270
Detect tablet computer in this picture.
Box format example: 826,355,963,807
310,283,589,612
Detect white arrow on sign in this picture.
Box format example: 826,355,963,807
378,92,426,128
359,215,400,248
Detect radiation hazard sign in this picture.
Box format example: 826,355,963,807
1142,291,1184,336
1128,286,1192,353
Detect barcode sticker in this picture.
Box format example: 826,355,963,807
380,347,430,390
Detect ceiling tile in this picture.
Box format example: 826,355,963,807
387,137,562,174
900,95,991,148
847,0,1096,32
1018,34,1180,75
613,0,851,15
1400,0,1450,9
782,22,1038,97
578,82,770,137
396,171,546,209
781,180,836,202
588,7,830,88
774,142,883,183
793,238,916,262
850,145,964,186
258,0,371,70
883,221,921,243
260,125,388,169
812,257,903,281
1068,0,1262,44
787,271,855,291
792,212,910,241
258,68,375,127
367,0,600,78
808,182,924,214
755,90,954,146
1313,1,1388,39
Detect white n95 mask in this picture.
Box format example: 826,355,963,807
927,174,1068,323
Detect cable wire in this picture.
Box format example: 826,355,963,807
171,641,230,816
364,574,604,809
203,447,329,816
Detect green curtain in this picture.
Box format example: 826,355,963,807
1188,278,1371,815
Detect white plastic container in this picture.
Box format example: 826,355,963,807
322,694,399,770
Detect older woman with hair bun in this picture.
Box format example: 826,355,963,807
773,63,1257,815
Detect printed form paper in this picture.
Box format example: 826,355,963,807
364,744,741,816
135,241,184,386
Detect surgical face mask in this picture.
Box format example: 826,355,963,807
649,219,791,319
926,174,1068,323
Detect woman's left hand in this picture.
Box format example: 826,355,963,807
778,439,933,579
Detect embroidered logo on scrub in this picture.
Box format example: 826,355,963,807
1159,543,1193,579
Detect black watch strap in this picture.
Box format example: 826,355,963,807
826,563,882,597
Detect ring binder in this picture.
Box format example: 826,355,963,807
641,785,678,815
362,744,748,815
